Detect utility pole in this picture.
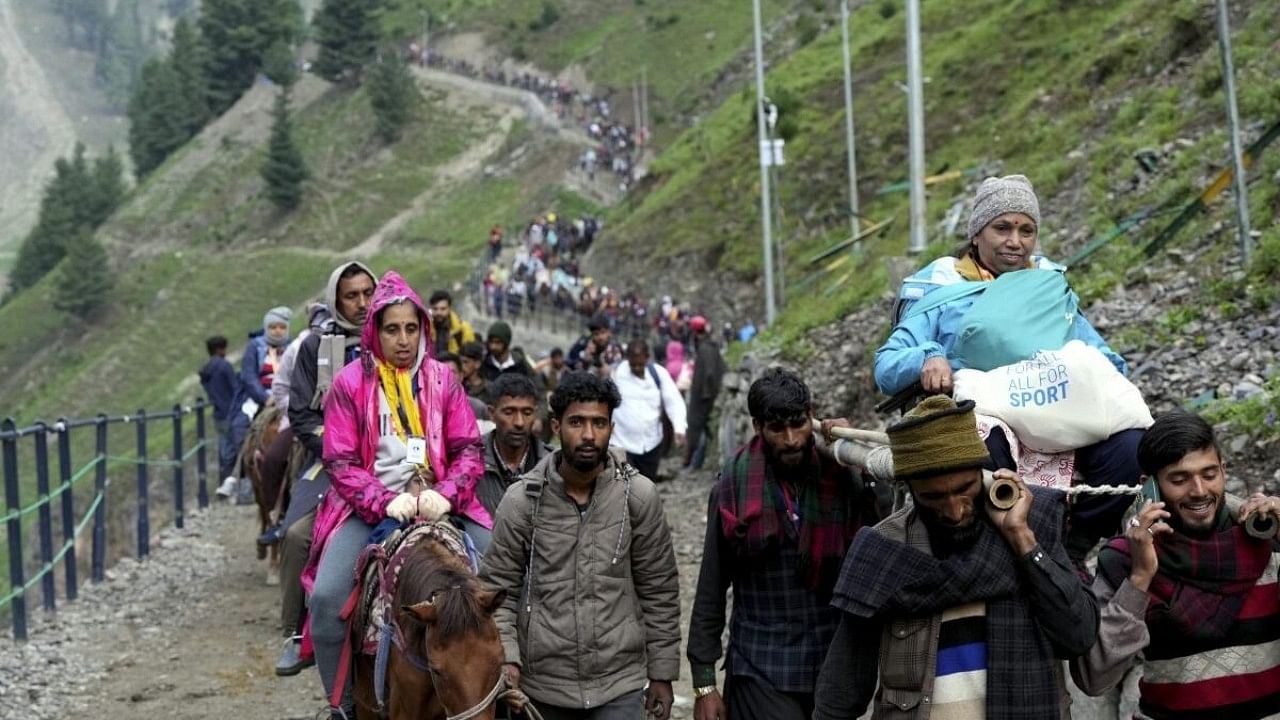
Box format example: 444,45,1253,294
904,0,927,255
640,65,650,146
840,0,861,243
751,0,777,325
1215,0,1252,263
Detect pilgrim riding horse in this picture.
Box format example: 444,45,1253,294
345,520,527,720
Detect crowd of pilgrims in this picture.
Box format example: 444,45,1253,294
195,174,1280,720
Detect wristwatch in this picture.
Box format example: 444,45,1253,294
693,685,718,699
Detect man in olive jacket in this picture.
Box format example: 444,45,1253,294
480,371,681,720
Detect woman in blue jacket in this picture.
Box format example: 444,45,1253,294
875,175,1141,561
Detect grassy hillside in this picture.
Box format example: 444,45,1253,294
598,0,1280,349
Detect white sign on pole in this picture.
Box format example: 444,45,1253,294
759,139,786,167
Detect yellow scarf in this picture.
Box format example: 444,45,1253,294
376,359,428,470
955,249,1032,282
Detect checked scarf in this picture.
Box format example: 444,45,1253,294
1097,517,1273,641
831,487,1068,720
718,436,862,593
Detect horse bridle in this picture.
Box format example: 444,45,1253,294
429,667,544,720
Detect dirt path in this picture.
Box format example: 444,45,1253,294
0,0,77,258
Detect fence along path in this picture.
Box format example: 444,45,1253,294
0,401,212,641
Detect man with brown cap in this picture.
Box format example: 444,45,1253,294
813,396,1098,720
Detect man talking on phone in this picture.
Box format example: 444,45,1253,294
1073,410,1280,719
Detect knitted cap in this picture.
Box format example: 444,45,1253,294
967,175,1041,239
487,321,513,345
263,306,292,330
887,396,990,481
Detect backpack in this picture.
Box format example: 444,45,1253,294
310,333,354,410
905,268,1079,372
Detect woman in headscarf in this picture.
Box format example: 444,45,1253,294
874,175,1141,561
302,271,483,719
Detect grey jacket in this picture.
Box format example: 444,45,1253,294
479,449,681,709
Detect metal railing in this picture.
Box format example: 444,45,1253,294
466,267,657,346
0,401,209,641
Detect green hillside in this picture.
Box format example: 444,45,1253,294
598,0,1280,348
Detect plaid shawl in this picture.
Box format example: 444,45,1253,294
831,487,1067,720
1097,519,1273,641
718,436,862,593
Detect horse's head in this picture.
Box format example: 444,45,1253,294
400,577,507,719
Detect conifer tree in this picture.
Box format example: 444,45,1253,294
7,146,96,295
169,18,211,135
95,0,146,107
53,230,113,319
260,90,308,211
88,146,127,227
200,0,303,114
127,58,187,176
313,0,383,82
367,50,418,144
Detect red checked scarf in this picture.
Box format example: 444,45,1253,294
1097,517,1273,640
718,436,862,593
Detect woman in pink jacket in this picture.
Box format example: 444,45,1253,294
303,271,483,718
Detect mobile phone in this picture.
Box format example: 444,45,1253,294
1139,476,1161,504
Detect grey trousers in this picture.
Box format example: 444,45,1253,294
279,509,314,636
458,515,492,556
532,689,645,720
310,516,374,712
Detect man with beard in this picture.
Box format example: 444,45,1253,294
1073,411,1280,719
427,289,476,356
470,373,551,555
272,261,375,677
687,368,881,720
480,371,680,720
813,395,1098,720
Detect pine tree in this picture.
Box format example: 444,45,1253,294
367,50,418,144
127,58,188,176
53,230,113,319
200,0,303,114
88,146,127,227
169,18,211,135
262,40,298,89
6,146,96,295
313,0,383,82
260,89,308,211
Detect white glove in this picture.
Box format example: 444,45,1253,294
415,489,451,522
385,492,418,522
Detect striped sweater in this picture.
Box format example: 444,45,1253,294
1138,552,1280,719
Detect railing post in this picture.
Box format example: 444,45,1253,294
172,405,184,530
196,400,209,510
2,417,27,641
92,415,107,583
55,419,78,602
136,410,149,559
33,423,56,613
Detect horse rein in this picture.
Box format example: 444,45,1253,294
431,669,544,720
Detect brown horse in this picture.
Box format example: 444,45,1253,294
241,404,283,583
352,534,508,720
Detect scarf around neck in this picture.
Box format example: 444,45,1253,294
376,359,428,472
718,436,861,593
1097,518,1273,641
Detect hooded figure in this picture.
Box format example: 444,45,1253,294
302,271,484,715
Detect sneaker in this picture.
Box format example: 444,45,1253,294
235,477,256,506
276,636,314,677
216,476,238,497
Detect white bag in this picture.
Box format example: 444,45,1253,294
953,340,1152,453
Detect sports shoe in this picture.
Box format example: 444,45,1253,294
235,477,256,506
257,524,285,546
216,476,238,497
276,636,314,677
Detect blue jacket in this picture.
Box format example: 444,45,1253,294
239,334,288,405
199,356,241,421
874,256,1126,396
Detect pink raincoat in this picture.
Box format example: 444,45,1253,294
301,272,484,595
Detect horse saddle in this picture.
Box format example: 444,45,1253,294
352,520,472,656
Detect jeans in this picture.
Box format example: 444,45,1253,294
311,516,374,712
215,416,247,480
457,515,492,557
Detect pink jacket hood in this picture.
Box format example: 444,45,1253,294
302,271,484,595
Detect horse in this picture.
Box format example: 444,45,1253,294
240,403,283,584
351,528,510,720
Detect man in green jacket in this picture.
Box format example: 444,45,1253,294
480,371,681,720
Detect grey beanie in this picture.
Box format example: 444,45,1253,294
967,175,1041,239
263,306,292,331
